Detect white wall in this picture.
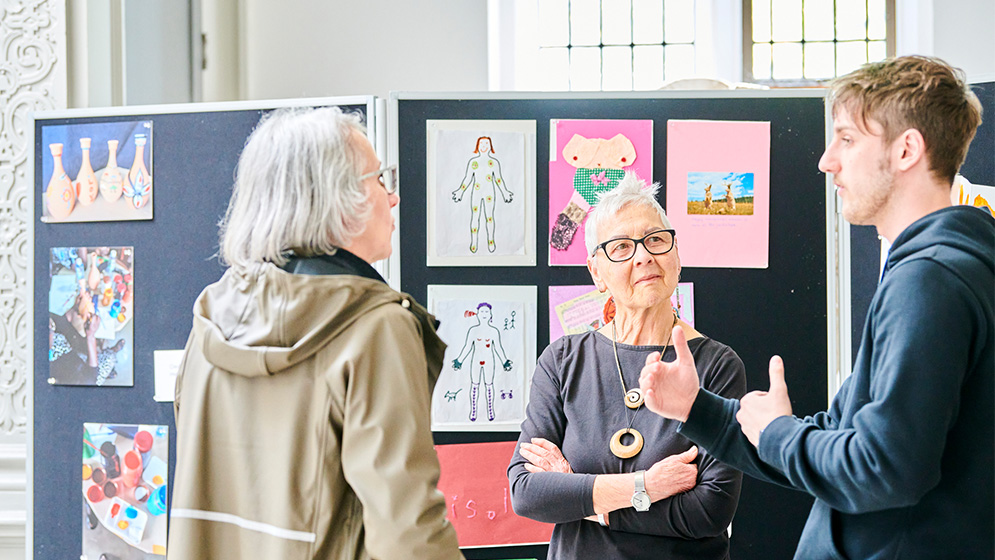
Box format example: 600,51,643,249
123,0,196,105
897,0,995,81
931,0,995,81
235,0,489,100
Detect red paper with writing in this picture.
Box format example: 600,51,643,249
436,441,554,548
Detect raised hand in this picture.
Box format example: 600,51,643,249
520,437,573,474
736,355,793,447
638,326,700,422
646,446,699,501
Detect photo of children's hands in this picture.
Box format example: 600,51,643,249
646,446,699,501
736,355,793,447
85,314,101,337
638,326,700,422
520,437,573,474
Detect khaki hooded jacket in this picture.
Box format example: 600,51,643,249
169,254,463,559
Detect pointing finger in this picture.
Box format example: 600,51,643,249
671,326,693,365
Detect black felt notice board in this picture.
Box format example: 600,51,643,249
31,98,371,559
396,91,830,560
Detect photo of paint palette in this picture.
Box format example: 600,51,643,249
82,423,168,558
102,496,148,546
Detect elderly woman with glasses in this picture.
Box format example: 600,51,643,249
169,107,463,560
508,173,746,560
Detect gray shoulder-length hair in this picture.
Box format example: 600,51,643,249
218,107,371,272
584,172,672,256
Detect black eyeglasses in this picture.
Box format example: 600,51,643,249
359,164,398,194
594,229,676,262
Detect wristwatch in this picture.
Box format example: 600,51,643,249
631,470,650,512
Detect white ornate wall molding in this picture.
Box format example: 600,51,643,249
1,1,67,557
2,0,66,433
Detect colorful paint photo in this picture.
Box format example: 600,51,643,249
687,172,755,215
48,246,134,386
40,120,153,223
83,423,169,558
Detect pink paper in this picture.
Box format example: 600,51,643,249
548,285,607,342
548,119,654,266
666,120,770,268
436,441,554,548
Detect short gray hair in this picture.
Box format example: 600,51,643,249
584,172,672,256
219,107,371,272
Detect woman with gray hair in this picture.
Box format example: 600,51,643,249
508,172,746,559
169,107,463,560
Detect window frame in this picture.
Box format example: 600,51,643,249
741,0,895,86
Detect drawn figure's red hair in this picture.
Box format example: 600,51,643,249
474,136,495,154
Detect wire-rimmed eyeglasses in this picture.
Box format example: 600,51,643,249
359,164,398,195
593,229,676,262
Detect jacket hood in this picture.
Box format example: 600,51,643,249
191,263,405,377
886,205,995,283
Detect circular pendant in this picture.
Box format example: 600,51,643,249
609,428,644,459
624,388,644,409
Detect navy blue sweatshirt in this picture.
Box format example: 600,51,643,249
679,206,994,559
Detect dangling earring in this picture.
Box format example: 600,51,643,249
673,284,681,319
603,296,615,325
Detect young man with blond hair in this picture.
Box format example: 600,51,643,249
640,56,993,559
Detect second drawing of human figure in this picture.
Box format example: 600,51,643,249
451,303,513,421
451,136,513,253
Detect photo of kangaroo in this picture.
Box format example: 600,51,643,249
687,172,754,216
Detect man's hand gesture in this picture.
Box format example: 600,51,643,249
639,326,700,423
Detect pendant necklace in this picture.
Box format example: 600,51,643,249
608,314,677,459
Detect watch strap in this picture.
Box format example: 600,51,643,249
634,470,646,493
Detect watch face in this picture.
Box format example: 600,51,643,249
632,491,651,511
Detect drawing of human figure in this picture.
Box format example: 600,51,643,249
451,137,514,253
451,302,513,421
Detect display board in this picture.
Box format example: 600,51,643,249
394,91,830,560
30,97,374,559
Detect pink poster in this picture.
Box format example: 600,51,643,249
548,285,608,343
548,119,654,266
666,120,770,268
436,441,554,548
549,283,695,344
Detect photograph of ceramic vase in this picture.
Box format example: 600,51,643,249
75,137,99,205
46,143,75,219
99,139,125,202
125,134,152,209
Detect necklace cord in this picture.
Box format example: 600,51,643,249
610,313,678,397
610,313,678,437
